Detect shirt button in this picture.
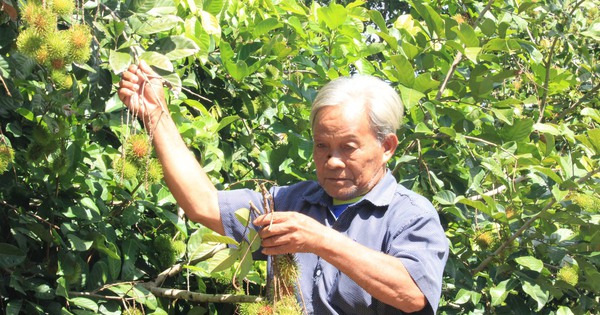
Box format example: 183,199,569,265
316,269,322,277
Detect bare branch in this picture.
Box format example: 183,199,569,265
141,284,264,303
435,0,495,100
153,243,227,287
0,74,11,96
469,175,528,201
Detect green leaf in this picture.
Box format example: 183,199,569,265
454,288,481,305
490,108,514,125
225,60,249,81
203,0,225,16
235,208,251,226
139,51,173,71
456,23,479,47
94,235,121,260
80,197,101,217
202,234,239,245
149,36,200,60
188,229,222,261
236,241,254,282
581,21,600,41
515,256,544,272
67,234,93,251
16,108,34,121
522,281,549,311
397,84,425,111
401,41,420,60
464,47,481,63
69,297,98,312
317,3,348,30
500,118,533,142
253,18,282,37
6,300,23,315
208,248,239,273
533,123,561,136
433,190,457,205
130,0,177,15
109,50,132,74
582,107,600,124
557,306,575,315
458,198,492,216
201,10,221,35
483,38,520,52
278,0,307,15
390,55,414,87
491,279,516,306
411,2,444,38
0,243,26,268
586,129,600,153
414,122,433,134
160,209,188,237
216,115,239,132
369,9,387,34
137,15,182,35
552,185,569,203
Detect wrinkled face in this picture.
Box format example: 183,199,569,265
312,105,397,201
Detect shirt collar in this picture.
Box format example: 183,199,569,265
303,170,396,208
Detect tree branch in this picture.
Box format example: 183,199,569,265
469,175,528,201
537,0,587,124
0,74,11,96
152,243,227,287
141,284,264,303
435,0,495,100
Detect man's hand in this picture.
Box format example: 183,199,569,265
118,61,166,120
253,212,327,255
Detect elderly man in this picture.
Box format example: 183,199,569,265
118,61,448,314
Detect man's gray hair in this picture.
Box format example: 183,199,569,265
309,75,404,141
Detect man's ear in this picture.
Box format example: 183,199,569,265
382,133,399,162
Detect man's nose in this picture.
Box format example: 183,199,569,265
326,152,345,168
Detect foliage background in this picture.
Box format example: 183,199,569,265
1,0,599,314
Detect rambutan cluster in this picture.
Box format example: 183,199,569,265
474,230,498,251
153,234,186,268
0,144,15,174
16,1,91,90
569,192,600,212
557,265,579,286
113,133,163,185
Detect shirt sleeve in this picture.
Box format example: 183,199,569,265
217,189,267,260
387,194,449,314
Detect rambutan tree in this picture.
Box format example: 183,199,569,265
0,0,599,314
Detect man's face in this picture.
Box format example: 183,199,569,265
312,104,397,201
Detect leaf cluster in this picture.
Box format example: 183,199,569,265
0,0,599,314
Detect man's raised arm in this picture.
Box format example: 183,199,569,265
118,61,224,235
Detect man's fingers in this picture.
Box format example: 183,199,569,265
138,60,157,76
253,212,286,226
119,80,139,92
125,63,138,74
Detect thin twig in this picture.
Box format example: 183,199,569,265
0,74,11,96
435,0,495,100
537,0,587,124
